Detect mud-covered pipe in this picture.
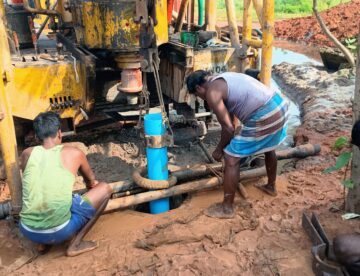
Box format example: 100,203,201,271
0,144,320,219
105,177,222,212
132,167,177,189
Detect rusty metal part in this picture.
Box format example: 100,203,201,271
302,212,350,276
132,167,178,189
114,54,141,69
145,134,173,148
27,16,38,59
134,0,148,24
117,68,143,93
23,0,60,17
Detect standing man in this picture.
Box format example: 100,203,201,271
186,70,288,219
19,111,112,256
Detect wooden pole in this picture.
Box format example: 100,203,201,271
243,0,253,43
259,0,274,87
347,30,360,212
205,0,216,31
312,0,355,67
225,0,241,49
175,0,190,33
252,0,263,27
105,177,222,212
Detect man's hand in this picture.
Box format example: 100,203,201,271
87,179,99,189
212,148,223,162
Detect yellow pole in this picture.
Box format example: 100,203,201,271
225,0,240,49
0,2,22,214
260,0,274,87
252,0,263,27
242,0,253,43
205,0,216,31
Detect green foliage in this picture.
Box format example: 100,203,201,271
215,0,351,21
341,179,354,189
344,37,358,54
332,136,349,150
323,152,352,174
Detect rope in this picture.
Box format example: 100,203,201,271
152,59,174,138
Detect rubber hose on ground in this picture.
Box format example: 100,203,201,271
132,167,177,189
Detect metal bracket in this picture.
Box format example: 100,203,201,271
145,134,173,148
134,0,148,24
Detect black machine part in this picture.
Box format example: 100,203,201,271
302,212,351,276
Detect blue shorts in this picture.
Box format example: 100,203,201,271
20,194,95,245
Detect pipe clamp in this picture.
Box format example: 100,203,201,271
145,134,173,148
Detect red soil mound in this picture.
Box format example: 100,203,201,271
275,0,360,47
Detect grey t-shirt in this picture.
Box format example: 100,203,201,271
212,72,275,122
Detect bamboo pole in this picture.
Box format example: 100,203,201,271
105,177,221,212
0,2,22,214
243,0,253,43
175,0,190,33
205,0,216,31
252,0,263,27
312,0,355,67
259,0,274,87
225,0,241,49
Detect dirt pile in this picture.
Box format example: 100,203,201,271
275,0,360,47
273,62,355,147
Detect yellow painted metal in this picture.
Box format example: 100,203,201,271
154,0,169,45
225,0,240,49
244,38,262,48
10,61,87,125
80,1,140,50
260,0,274,87
73,0,168,50
252,0,263,27
242,0,252,42
0,1,22,213
205,0,216,31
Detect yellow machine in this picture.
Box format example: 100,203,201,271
0,0,274,213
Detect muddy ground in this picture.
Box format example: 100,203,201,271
1,63,359,275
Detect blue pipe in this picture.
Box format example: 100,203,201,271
144,113,170,214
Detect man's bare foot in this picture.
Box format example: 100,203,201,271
204,203,235,219
255,183,277,196
66,240,98,257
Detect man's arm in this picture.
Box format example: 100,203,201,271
206,89,235,158
20,148,33,171
76,150,98,189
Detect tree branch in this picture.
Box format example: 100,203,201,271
313,0,355,67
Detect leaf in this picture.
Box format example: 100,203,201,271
323,152,352,174
348,45,357,50
332,136,348,150
341,179,354,189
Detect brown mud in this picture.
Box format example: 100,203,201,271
0,64,359,274
275,0,360,47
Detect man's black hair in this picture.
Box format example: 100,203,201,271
352,119,360,148
33,112,61,141
186,70,210,94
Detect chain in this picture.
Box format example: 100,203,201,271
136,73,150,132
152,59,174,137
